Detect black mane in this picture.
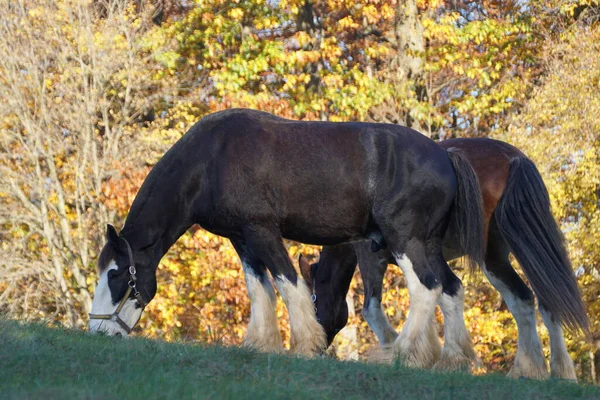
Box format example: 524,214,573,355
97,242,117,273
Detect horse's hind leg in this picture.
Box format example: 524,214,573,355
484,222,549,380
243,225,327,357
388,236,443,369
231,239,283,353
356,245,398,345
539,307,577,380
433,257,476,373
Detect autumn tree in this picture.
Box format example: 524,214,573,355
0,0,155,326
368,0,544,138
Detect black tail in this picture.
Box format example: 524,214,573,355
495,157,589,334
446,149,486,271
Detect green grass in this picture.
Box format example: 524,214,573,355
1,320,598,400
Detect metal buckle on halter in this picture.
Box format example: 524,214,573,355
310,275,319,322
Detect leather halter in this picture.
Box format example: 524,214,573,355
89,237,147,334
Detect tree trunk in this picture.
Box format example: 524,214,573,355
392,0,424,82
368,0,427,131
296,0,327,120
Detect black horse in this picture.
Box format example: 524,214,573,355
89,109,484,364
300,138,588,378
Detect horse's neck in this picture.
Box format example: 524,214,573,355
124,221,190,263
120,194,193,267
119,137,203,271
331,256,357,301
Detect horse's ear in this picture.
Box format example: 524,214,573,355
106,224,120,247
299,254,313,285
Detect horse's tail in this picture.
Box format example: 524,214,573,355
446,149,486,271
495,157,589,334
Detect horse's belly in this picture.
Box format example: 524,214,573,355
281,228,367,246
196,203,369,246
280,204,371,246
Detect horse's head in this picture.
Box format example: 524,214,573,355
299,245,357,346
89,224,156,336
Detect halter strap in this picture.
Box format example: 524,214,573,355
311,263,317,303
309,266,319,322
89,236,147,334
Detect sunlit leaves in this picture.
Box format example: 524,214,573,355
143,0,393,121
421,1,540,137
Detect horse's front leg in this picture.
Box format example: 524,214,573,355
231,239,283,353
243,225,327,357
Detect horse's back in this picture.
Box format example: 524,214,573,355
150,109,458,245
191,110,375,242
192,108,450,197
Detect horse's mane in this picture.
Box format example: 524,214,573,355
97,242,117,273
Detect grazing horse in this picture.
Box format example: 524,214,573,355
300,138,589,379
88,108,484,363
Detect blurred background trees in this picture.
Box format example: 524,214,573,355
0,0,598,382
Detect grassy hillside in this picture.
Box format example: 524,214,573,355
1,319,598,400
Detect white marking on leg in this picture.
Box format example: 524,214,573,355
435,286,475,372
275,276,327,357
89,260,143,336
242,263,283,353
338,292,360,361
362,297,398,345
483,265,548,379
426,317,443,363
540,307,577,381
367,309,440,366
392,253,442,368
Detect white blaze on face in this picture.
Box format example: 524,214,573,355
89,259,143,336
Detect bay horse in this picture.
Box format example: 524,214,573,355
300,138,588,379
88,108,485,363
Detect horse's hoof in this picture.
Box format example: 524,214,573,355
365,344,395,364
507,365,549,381
393,340,439,369
432,354,472,374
